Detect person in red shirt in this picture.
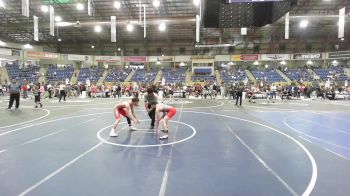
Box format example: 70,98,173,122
21,84,28,98
110,97,140,137
151,102,177,140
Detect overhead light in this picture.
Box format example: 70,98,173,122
117,48,121,51
56,22,72,27
193,0,201,7
156,61,161,65
280,60,287,65
179,62,185,66
55,16,62,22
332,60,338,65
58,38,62,42
341,37,345,41
265,64,269,69
253,61,259,65
0,40,6,46
153,0,160,8
158,22,166,32
126,23,134,32
161,54,164,56
76,3,84,10
40,5,49,13
94,25,102,33
307,60,313,65
114,1,121,9
0,0,5,8
91,45,95,49
299,20,308,28
23,44,33,49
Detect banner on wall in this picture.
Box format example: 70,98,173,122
191,55,215,60
0,48,12,56
68,54,92,62
95,55,121,62
26,52,60,59
260,54,290,61
292,53,323,60
231,54,259,61
123,56,147,62
328,51,350,59
215,55,231,61
158,56,174,62
174,56,191,62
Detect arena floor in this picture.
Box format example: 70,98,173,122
0,96,349,196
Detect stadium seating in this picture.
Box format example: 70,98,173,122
162,67,186,83
284,68,313,82
131,68,158,83
6,64,39,83
251,69,285,83
77,67,104,83
220,69,247,83
104,68,131,82
191,75,216,82
46,65,74,83
314,67,349,81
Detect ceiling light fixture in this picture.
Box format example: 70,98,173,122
126,23,134,32
280,60,287,65
114,1,121,9
55,16,62,22
94,25,102,33
41,5,49,13
158,22,166,32
23,44,33,49
193,0,200,7
58,38,62,42
253,61,259,65
307,60,313,65
153,0,160,8
299,20,309,28
0,40,6,46
0,0,5,8
76,3,84,10
91,45,95,49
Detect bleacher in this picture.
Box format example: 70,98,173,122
6,64,39,83
131,68,158,83
77,67,104,83
162,67,186,83
191,75,216,82
284,68,313,82
220,69,247,83
104,68,131,82
314,67,349,81
46,65,74,83
251,69,286,83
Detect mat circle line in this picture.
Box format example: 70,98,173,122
97,119,196,148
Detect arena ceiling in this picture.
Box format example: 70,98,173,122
0,0,349,54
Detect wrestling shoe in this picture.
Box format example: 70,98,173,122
159,134,168,140
109,129,118,137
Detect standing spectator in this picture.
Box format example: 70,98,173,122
235,83,244,106
21,82,28,99
32,83,43,108
59,82,66,102
7,78,21,110
0,84,4,96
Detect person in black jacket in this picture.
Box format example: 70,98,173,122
235,83,244,106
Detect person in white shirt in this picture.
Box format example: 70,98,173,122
59,83,66,102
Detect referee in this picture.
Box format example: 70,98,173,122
7,78,21,110
144,87,158,129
